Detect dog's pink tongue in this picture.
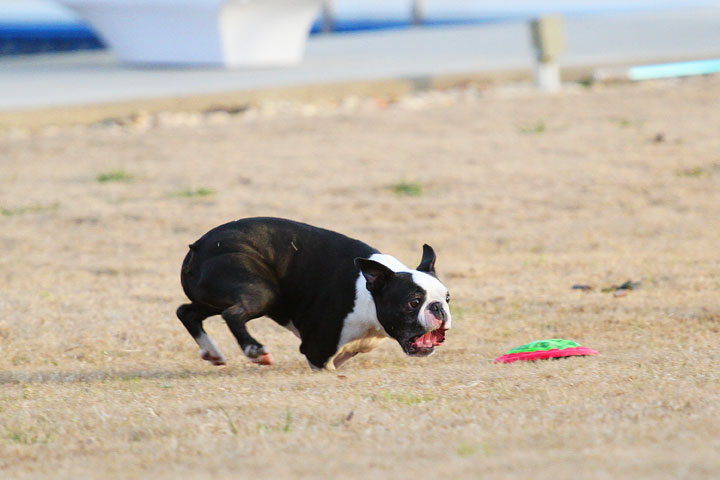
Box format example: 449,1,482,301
414,332,434,348
413,330,445,348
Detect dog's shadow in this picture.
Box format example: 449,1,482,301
0,358,325,385
0,367,241,386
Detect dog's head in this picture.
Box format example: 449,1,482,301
355,245,451,357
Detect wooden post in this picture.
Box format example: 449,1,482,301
321,0,335,33
411,0,425,26
530,15,566,92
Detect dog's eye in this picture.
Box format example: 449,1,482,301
409,298,421,309
446,294,451,303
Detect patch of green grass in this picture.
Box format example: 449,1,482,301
578,77,595,88
129,430,150,442
6,430,52,445
380,391,432,404
518,120,546,134
38,290,61,302
676,167,707,178
1,203,59,216
456,442,490,457
170,187,216,198
97,170,134,183
616,118,645,129
456,443,477,456
256,408,293,433
388,182,423,197
529,244,544,254
283,408,292,432
219,407,238,436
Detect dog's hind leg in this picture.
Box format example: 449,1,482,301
188,254,278,366
222,296,274,366
177,303,226,365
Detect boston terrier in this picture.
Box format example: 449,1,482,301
176,217,451,370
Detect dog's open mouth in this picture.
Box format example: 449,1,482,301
406,328,446,356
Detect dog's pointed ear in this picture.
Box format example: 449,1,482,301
416,244,436,274
355,258,395,293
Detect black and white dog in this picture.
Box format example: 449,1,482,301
177,217,451,370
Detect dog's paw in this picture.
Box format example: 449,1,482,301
250,353,273,366
243,345,272,366
199,349,226,366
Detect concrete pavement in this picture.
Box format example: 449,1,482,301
1,6,720,111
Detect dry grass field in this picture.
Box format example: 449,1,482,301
1,75,719,479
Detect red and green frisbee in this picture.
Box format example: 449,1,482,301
495,339,598,363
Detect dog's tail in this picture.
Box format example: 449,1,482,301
182,242,199,277
180,241,201,301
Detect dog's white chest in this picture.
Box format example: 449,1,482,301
336,269,388,349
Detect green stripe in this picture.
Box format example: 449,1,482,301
506,339,580,354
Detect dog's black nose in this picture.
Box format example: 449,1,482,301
429,301,445,320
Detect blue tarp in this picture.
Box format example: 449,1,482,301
0,23,102,55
